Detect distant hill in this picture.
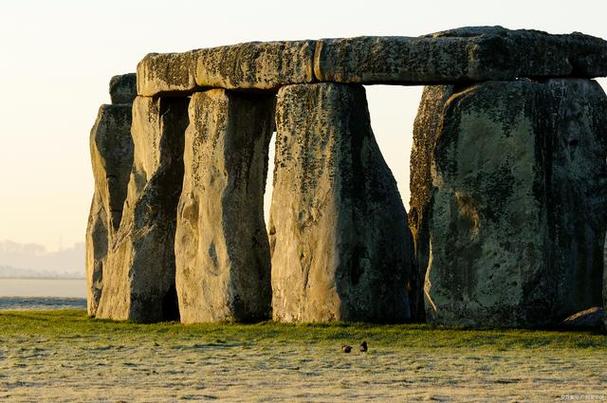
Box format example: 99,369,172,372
0,265,83,279
0,241,84,279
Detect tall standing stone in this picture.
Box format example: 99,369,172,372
86,104,133,317
270,83,415,323
175,89,274,323
96,95,189,323
408,85,455,321
416,79,607,327
86,73,135,317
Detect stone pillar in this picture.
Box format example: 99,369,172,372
86,74,135,317
605,238,607,329
109,73,137,104
96,95,189,323
270,83,415,323
408,85,455,321
414,79,607,327
175,89,274,323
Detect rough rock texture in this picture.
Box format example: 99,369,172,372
559,307,605,331
109,73,137,104
418,79,607,328
408,85,455,321
85,104,133,317
96,96,189,323
314,27,607,84
137,28,607,96
175,89,274,323
605,238,607,322
270,83,415,323
194,41,315,90
137,41,315,96
137,51,199,96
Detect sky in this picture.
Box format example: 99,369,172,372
1,0,606,255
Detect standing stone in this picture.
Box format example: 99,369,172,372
417,79,607,327
270,83,415,323
96,95,189,323
86,104,133,317
175,89,274,323
109,73,137,104
86,73,136,317
408,85,455,321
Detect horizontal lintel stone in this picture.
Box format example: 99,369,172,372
137,41,315,96
315,27,607,84
136,26,607,96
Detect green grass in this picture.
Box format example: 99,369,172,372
0,309,605,351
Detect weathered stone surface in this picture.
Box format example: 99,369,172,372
270,83,415,323
109,73,137,104
137,41,315,96
194,41,315,90
605,237,607,322
96,96,189,323
315,27,607,84
175,89,274,323
419,79,607,328
86,104,133,317
137,51,199,96
560,307,605,331
137,28,607,96
408,85,455,321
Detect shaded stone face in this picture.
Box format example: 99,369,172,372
270,83,415,323
408,85,455,321
86,104,133,317
315,27,607,85
427,26,607,78
109,73,137,104
416,79,607,327
175,89,274,323
95,95,189,323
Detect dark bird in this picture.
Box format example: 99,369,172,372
359,341,368,352
342,344,352,353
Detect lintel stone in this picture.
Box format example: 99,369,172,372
136,27,607,96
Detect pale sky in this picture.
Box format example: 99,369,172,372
1,0,606,252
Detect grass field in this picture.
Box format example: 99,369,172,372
0,310,606,401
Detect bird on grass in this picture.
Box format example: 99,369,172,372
359,341,368,352
342,344,352,353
